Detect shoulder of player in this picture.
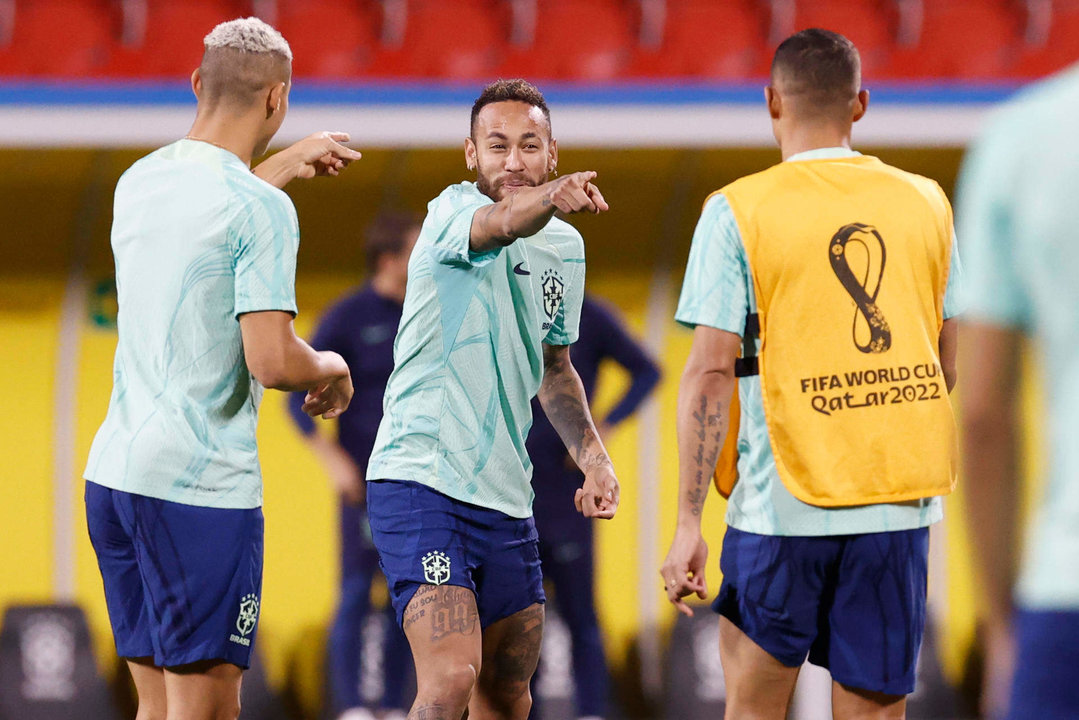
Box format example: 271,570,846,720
429,181,490,212
869,160,952,211
542,215,584,251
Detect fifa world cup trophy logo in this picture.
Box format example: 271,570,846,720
828,223,892,354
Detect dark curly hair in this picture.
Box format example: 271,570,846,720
470,79,551,138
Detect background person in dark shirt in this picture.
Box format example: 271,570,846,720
528,295,661,720
288,212,420,720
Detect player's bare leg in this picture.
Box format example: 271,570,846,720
403,584,483,720
719,616,800,720
469,603,544,720
127,658,166,720
163,660,244,720
831,683,907,720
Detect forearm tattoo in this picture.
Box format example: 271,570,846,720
688,394,723,516
540,348,609,471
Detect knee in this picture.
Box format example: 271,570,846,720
417,661,479,706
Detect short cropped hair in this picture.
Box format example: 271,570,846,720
199,18,292,108
365,211,421,269
470,79,552,137
771,29,860,110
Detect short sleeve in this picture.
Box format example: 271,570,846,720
942,229,965,320
423,183,499,268
545,254,585,346
674,193,751,334
955,118,1033,329
233,189,299,317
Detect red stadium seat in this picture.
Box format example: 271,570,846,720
275,0,381,78
890,0,1024,79
789,0,899,80
368,0,507,80
108,0,253,79
1013,0,1079,78
504,0,634,81
0,0,116,77
629,0,770,80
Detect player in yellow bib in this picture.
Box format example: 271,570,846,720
661,29,962,719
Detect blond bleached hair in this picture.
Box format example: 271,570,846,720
199,17,292,108
203,17,292,61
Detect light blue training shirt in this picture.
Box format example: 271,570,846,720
84,139,299,509
367,182,586,519
676,147,963,536
957,66,1079,609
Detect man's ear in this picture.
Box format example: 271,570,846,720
765,86,782,120
464,136,478,172
267,82,286,119
191,68,202,100
548,137,558,175
853,88,870,123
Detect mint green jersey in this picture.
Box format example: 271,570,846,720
367,182,586,518
84,139,299,509
676,148,963,536
957,66,1079,609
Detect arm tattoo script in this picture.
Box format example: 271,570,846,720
688,395,723,516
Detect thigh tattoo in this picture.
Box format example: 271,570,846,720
404,584,479,641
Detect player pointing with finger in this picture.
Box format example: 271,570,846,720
366,79,618,720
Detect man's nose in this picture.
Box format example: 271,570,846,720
505,146,525,171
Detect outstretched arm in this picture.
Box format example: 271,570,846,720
253,131,362,189
537,343,619,519
661,325,740,616
470,171,608,253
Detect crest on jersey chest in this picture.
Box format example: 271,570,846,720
541,269,565,320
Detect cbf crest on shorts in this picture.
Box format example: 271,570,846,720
229,593,259,647
421,550,451,585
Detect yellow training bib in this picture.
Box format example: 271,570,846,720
713,155,958,506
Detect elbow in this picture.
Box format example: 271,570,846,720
246,355,290,390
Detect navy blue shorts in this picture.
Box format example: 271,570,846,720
367,479,545,629
1007,609,1079,719
84,481,264,668
714,525,928,696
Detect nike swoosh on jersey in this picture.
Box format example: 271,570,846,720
513,262,530,276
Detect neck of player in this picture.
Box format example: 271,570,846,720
186,111,263,167
778,122,853,161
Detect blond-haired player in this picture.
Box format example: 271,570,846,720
84,17,360,720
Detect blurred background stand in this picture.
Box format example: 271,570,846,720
0,603,120,720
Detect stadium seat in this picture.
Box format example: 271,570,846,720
629,0,770,80
108,0,254,79
0,604,121,720
504,0,634,81
1013,0,1079,78
368,0,507,80
789,0,900,80
275,0,381,78
890,0,1024,79
0,0,116,77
